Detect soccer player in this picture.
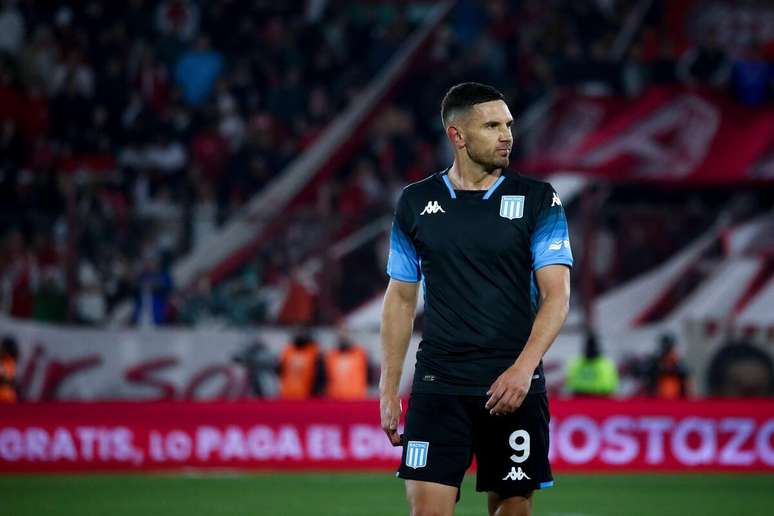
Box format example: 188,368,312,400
379,82,572,516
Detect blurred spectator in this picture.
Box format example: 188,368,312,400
190,179,218,250
640,334,691,399
51,49,95,98
174,35,223,106
19,25,57,88
50,74,91,148
277,266,317,326
178,275,218,325
32,265,67,323
131,252,173,326
622,43,648,97
215,80,246,151
648,38,677,85
75,260,106,324
0,0,25,56
565,332,619,396
277,331,324,400
232,338,276,397
190,118,228,184
268,66,305,121
730,43,773,106
677,29,730,88
144,130,187,177
324,327,370,400
707,341,774,397
156,0,200,42
0,335,19,403
134,47,170,115
0,230,38,319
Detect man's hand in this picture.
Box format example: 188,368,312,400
380,394,403,446
485,363,534,416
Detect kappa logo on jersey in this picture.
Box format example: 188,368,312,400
551,192,562,206
405,441,429,469
420,201,446,215
499,195,525,220
502,467,531,481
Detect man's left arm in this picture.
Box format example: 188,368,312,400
486,264,570,415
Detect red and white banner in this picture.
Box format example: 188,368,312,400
519,87,774,184
1,399,772,473
0,316,586,401
1,316,262,401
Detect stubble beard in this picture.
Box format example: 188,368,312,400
466,145,509,172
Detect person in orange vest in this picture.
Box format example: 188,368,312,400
325,329,371,400
277,332,324,399
0,335,19,403
642,334,690,399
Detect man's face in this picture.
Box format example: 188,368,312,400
455,100,514,172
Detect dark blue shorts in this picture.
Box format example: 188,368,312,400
397,392,554,499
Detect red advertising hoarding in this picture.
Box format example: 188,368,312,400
1,399,773,473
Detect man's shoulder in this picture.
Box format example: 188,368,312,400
400,171,445,198
504,171,554,194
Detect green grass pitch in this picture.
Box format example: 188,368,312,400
1,472,772,516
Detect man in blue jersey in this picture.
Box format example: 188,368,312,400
379,82,572,516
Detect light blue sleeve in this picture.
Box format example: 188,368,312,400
531,189,574,271
387,221,421,282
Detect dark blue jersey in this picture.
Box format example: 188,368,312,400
387,169,573,396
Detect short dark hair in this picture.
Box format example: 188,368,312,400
441,82,505,127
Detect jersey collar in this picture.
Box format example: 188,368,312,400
441,172,457,199
440,169,507,200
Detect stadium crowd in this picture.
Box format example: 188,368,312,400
1,0,773,327
0,0,420,324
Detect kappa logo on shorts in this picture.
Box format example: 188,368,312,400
405,441,429,469
502,466,531,481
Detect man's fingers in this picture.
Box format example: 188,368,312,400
485,377,502,398
380,397,402,445
381,417,397,433
485,382,505,409
491,389,526,415
387,428,401,446
491,395,511,415
381,418,401,446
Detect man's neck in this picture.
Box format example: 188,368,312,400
448,160,502,191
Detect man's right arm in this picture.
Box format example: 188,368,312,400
379,278,418,446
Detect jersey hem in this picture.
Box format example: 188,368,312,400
533,259,573,271
387,271,420,283
411,383,547,397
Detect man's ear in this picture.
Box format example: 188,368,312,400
446,125,465,150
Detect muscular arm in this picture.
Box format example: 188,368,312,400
379,278,419,445
516,264,571,374
486,264,571,414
